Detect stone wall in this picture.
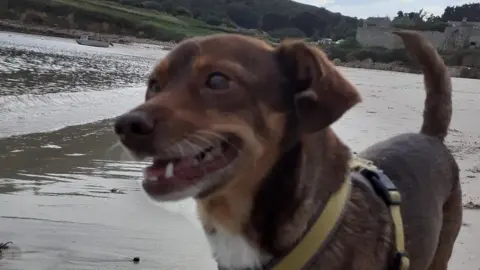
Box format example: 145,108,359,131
461,53,480,68
468,28,480,48
443,26,471,51
421,31,445,49
356,27,400,49
356,27,444,49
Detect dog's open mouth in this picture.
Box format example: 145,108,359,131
142,134,241,198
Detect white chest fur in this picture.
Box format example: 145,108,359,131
206,225,269,269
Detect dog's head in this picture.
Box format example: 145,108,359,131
114,34,360,201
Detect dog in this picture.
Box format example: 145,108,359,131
114,30,461,270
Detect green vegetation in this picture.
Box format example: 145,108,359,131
392,3,480,32
111,0,361,40
392,10,449,32
1,0,480,67
323,38,411,66
335,3,480,65
0,0,360,42
3,0,479,44
442,3,480,22
0,0,240,41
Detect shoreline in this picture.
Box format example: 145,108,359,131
0,19,176,49
2,20,478,79
335,58,478,79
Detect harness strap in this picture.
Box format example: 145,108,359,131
350,157,410,270
217,156,409,270
272,179,352,270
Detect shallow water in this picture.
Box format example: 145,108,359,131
0,33,160,96
0,31,479,270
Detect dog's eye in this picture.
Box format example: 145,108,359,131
149,79,161,93
151,84,161,93
206,72,230,90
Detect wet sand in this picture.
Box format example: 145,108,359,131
0,121,215,270
1,32,479,269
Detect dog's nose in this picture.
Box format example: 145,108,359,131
114,111,154,137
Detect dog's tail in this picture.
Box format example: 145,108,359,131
393,30,452,142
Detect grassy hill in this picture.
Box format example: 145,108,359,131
1,0,239,41
114,0,360,40
0,0,360,42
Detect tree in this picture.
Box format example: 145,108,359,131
226,3,259,29
202,15,222,26
441,3,480,22
140,1,162,11
331,17,355,40
174,6,192,17
392,9,448,32
269,27,305,40
291,12,323,37
261,13,290,31
159,0,173,13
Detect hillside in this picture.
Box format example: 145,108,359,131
1,0,240,42
0,0,359,42
114,0,360,40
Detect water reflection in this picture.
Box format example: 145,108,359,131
0,32,158,96
0,121,214,270
0,46,154,96
0,119,145,197
0,32,215,270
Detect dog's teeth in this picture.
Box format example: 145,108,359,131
165,162,174,179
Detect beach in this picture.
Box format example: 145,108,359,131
0,31,479,270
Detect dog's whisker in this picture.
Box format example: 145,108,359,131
106,140,146,162
195,130,244,166
120,148,138,161
196,130,241,153
190,133,215,148
107,140,122,153
184,138,209,178
191,133,233,171
176,143,185,159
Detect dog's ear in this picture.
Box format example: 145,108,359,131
275,40,361,133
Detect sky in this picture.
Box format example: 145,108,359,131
294,0,473,19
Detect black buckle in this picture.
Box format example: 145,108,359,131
358,168,401,206
392,251,409,270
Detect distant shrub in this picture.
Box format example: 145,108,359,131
268,27,305,40
135,22,186,42
174,6,192,17
20,10,47,25
261,13,290,31
140,1,162,12
325,45,411,64
226,3,259,29
336,37,361,49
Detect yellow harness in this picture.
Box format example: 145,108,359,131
271,156,410,270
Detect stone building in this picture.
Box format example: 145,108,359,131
442,18,480,51
362,17,391,28
356,17,444,50
356,17,480,52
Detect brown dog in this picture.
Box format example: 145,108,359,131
114,30,461,270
